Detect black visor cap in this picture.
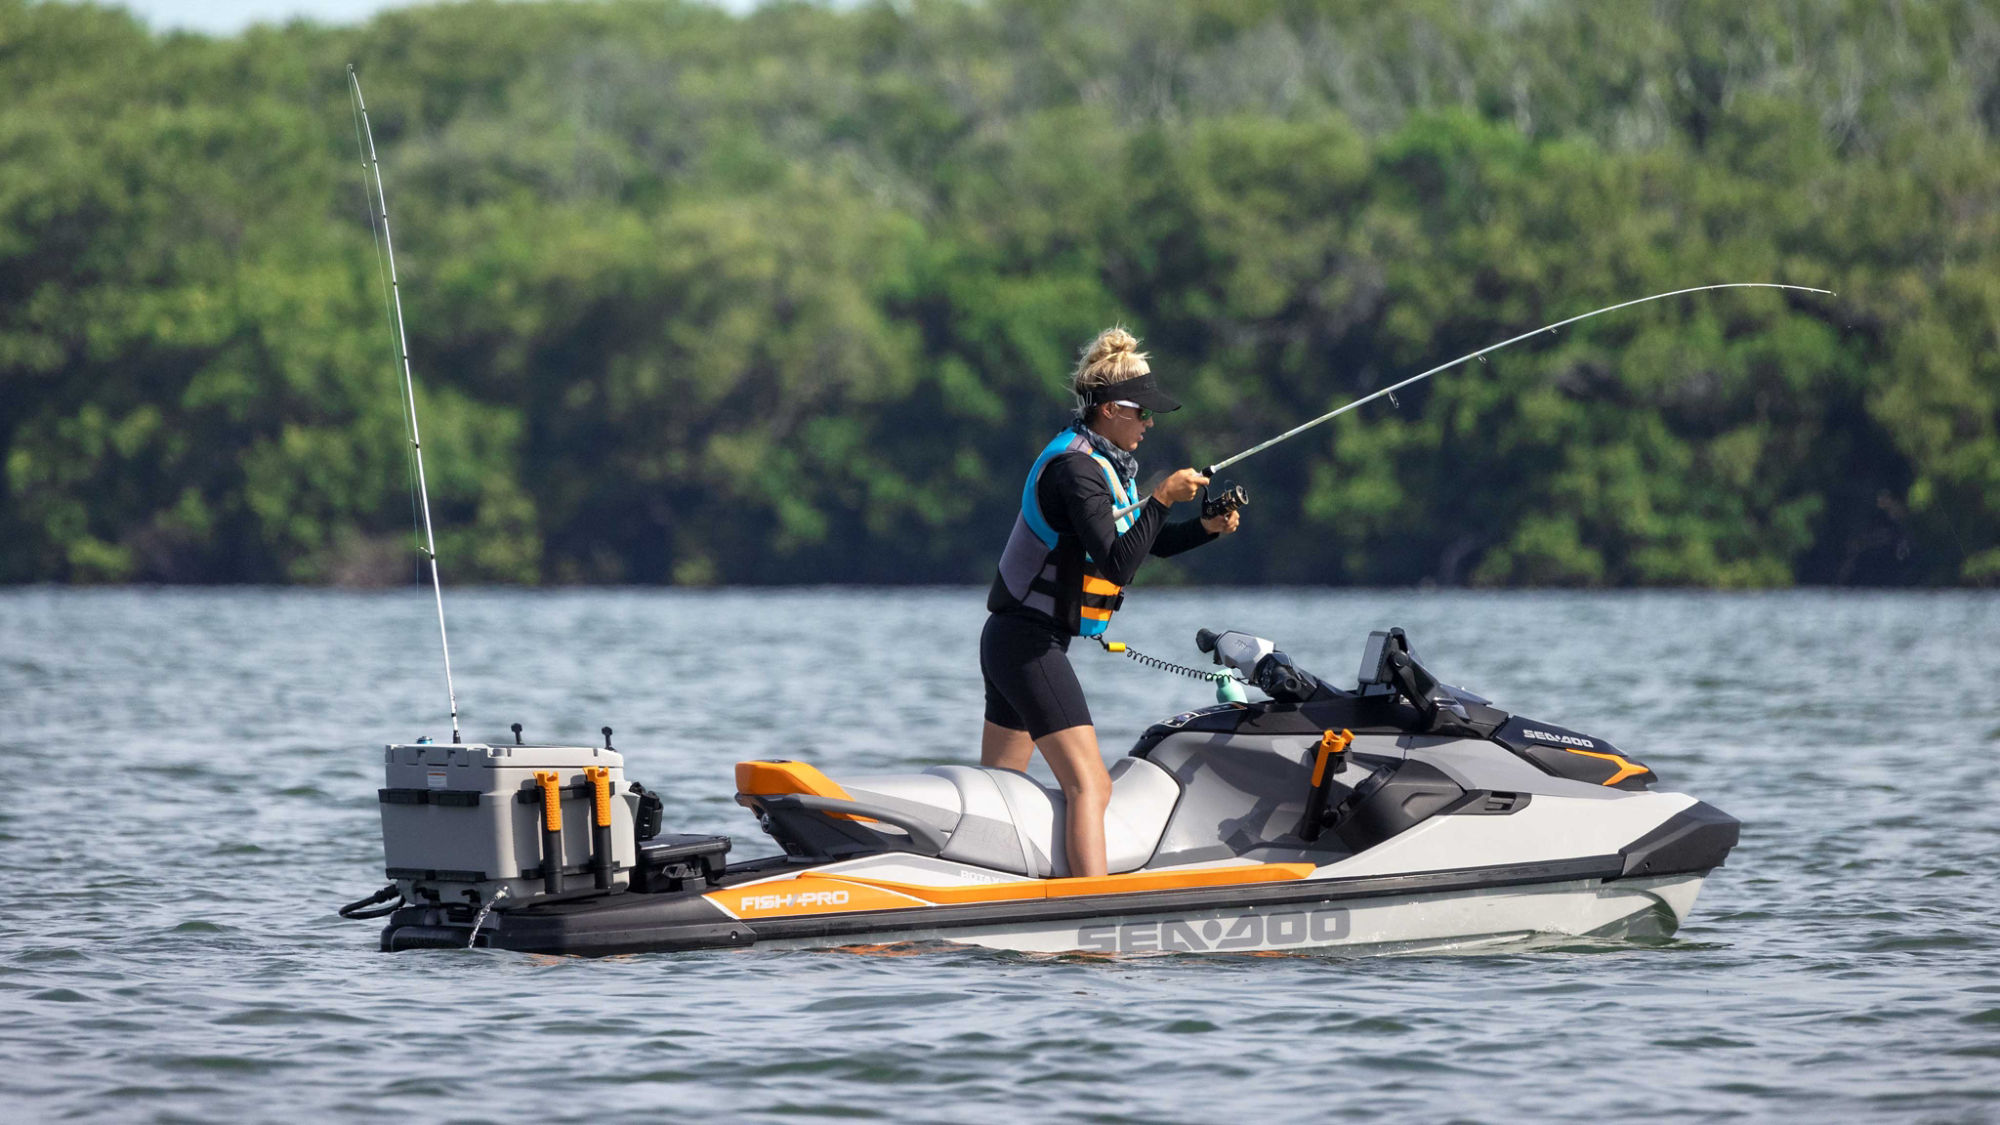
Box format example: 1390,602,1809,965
1090,371,1181,413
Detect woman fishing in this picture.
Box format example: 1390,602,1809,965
981,327,1241,877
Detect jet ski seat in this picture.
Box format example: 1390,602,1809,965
736,758,1183,878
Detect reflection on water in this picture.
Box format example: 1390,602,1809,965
1,588,1996,1121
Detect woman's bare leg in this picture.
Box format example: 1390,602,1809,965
1033,724,1111,878
980,721,1035,772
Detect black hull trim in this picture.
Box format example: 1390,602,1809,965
383,802,1739,956
1618,800,1740,878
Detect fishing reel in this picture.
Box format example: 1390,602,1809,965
1201,480,1248,522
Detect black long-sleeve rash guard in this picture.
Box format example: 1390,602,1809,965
1035,452,1216,586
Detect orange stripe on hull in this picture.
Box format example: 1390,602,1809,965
1044,862,1316,899
830,878,1049,904
728,862,1321,916
706,875,929,920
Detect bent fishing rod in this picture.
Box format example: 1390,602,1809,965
1113,282,1834,520
349,64,462,744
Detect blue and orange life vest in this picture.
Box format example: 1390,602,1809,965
991,428,1140,636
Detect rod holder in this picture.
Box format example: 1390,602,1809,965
535,770,564,895
585,766,614,890
1296,728,1354,842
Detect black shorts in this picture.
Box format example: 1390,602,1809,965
980,612,1092,740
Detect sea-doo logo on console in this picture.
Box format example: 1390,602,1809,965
1523,729,1595,749
740,890,850,911
1076,909,1348,953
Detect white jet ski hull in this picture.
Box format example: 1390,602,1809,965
749,874,1705,955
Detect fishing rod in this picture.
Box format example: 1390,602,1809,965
349,64,462,745
1113,282,1834,520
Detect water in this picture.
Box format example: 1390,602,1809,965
464,886,509,949
2,588,1996,1121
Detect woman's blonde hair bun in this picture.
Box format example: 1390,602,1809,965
1087,326,1141,363
1072,325,1150,408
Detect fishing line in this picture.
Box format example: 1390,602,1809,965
1112,282,1835,519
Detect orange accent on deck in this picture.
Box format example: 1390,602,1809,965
1043,862,1316,899
735,760,852,801
826,877,1048,905
823,862,1318,909
734,760,873,821
706,875,929,920
1561,746,1651,787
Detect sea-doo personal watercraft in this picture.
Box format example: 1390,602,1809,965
350,626,1738,956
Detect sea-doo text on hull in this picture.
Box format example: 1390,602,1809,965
355,628,1739,956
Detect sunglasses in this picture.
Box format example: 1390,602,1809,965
1112,400,1154,421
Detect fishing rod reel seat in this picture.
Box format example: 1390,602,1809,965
1199,481,1248,521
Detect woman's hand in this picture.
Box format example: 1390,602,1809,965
1202,509,1240,535
1152,468,1209,505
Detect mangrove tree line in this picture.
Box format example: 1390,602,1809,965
2,0,1996,586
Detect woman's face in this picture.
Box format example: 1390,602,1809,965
1091,401,1154,452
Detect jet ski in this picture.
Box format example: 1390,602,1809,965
353,626,1739,956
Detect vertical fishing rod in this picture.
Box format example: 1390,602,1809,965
349,64,462,744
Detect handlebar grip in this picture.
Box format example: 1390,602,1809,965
1194,628,1218,654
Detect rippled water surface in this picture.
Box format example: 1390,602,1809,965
3,588,1997,1121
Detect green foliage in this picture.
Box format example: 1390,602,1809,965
0,0,1995,586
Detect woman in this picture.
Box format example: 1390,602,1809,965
981,326,1241,877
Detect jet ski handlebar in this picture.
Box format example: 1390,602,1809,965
1199,625,1475,712
1196,628,1327,704
1195,628,1273,673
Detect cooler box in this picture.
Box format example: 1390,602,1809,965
379,742,639,907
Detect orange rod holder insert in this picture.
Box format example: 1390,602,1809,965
1297,728,1355,842
584,766,614,890
535,770,565,895
1311,728,1353,786
587,767,613,826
